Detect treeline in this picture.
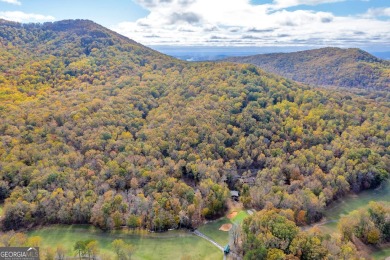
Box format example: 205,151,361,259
233,203,390,258
238,208,359,259
0,19,388,235
339,201,390,245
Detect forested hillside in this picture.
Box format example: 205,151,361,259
225,47,390,91
0,18,388,248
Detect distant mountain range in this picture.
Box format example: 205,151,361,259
224,47,390,90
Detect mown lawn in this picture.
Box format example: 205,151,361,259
371,248,390,260
197,218,231,246
197,210,249,246
28,225,223,260
232,210,249,224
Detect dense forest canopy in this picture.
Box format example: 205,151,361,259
0,18,389,246
224,47,390,92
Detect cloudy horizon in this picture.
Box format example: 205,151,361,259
0,0,389,50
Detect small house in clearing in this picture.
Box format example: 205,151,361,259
239,177,256,186
230,190,239,201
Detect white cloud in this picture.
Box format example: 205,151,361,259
272,0,345,9
112,0,390,47
363,7,390,18
0,11,55,23
0,0,21,5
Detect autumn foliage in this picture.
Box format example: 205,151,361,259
0,20,388,237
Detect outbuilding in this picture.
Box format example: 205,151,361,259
224,244,230,254
230,190,239,201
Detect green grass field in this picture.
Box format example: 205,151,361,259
197,210,249,246
27,225,223,260
231,210,249,224
371,248,390,260
27,210,250,259
197,218,231,246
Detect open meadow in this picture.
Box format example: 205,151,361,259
28,225,223,260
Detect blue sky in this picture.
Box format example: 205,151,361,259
0,0,389,50
252,0,389,16
0,0,148,26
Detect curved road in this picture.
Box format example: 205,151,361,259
192,230,228,259
193,224,241,259
193,230,224,251
300,219,338,231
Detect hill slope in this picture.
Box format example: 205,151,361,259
0,19,388,245
225,47,390,90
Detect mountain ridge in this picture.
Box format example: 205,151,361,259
0,19,133,43
224,47,390,90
